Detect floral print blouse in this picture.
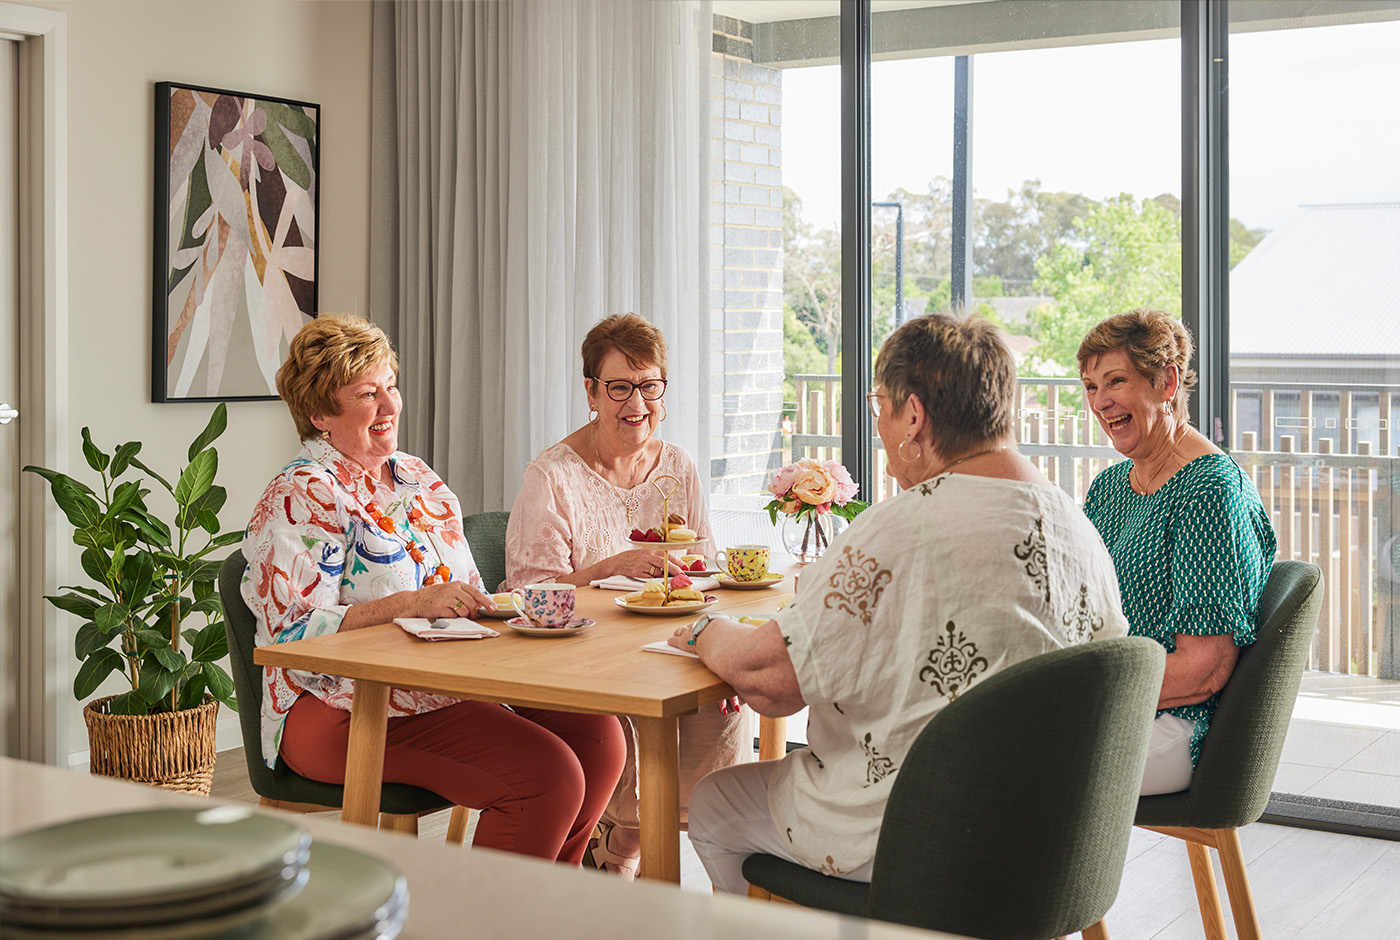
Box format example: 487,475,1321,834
505,441,713,589
768,474,1129,875
241,439,485,767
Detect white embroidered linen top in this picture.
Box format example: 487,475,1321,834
768,473,1128,874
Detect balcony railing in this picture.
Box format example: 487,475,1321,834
790,373,1400,679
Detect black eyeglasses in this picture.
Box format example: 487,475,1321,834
592,378,667,402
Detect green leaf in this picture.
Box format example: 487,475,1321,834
128,456,173,495
201,662,236,707
197,508,220,534
209,531,245,549
128,507,172,547
23,465,95,497
45,592,100,619
80,427,111,473
192,578,214,601
105,690,148,716
91,601,131,635
132,628,170,650
187,622,228,662
189,592,222,615
191,483,227,516
174,450,217,509
138,656,180,705
256,103,314,190
110,441,142,477
80,547,112,585
74,525,114,550
74,621,110,659
188,559,223,584
150,645,186,672
186,404,228,463
178,672,208,711
108,479,144,517
120,551,156,610
73,648,125,699
52,478,103,531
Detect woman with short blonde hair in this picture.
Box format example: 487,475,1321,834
244,315,625,865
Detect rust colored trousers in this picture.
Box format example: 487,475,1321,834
281,693,626,864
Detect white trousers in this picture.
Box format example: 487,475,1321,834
1141,714,1196,796
691,713,1194,894
687,760,874,894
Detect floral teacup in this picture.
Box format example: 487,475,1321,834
510,583,577,628
716,545,770,582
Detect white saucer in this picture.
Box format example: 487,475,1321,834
714,572,785,589
627,538,705,551
505,616,594,636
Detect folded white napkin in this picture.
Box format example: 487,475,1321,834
394,618,500,641
591,576,719,592
640,640,698,659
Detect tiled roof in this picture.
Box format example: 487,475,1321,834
1230,203,1400,357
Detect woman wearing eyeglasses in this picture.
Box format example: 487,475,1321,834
506,313,743,879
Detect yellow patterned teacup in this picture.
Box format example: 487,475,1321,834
716,545,770,582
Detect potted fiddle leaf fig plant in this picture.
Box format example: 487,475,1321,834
25,404,242,795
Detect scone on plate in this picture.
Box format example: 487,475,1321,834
664,587,705,605
665,526,697,542
625,590,665,607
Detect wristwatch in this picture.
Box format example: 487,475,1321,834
688,613,716,646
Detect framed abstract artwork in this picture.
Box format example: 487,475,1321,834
153,81,320,402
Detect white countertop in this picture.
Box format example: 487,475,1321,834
0,758,954,940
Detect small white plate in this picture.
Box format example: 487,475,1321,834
474,595,519,619
505,616,594,636
714,572,786,590
614,595,718,616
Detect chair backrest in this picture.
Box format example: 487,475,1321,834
218,549,284,795
1140,560,1324,829
866,636,1166,940
463,510,510,592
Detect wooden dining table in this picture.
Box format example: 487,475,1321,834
253,567,800,884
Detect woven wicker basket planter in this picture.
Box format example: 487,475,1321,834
83,694,219,796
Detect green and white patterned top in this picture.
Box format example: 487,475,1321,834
1084,452,1277,764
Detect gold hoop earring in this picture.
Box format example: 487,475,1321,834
898,438,922,462
660,402,668,423
588,408,599,426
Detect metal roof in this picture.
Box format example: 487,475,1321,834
1230,202,1400,357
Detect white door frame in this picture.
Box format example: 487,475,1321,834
1,2,68,764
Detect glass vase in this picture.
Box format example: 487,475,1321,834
781,512,838,564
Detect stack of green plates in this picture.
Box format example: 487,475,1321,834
0,808,407,939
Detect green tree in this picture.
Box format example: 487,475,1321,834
783,304,828,406
1028,194,1182,376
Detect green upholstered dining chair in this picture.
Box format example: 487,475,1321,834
218,550,471,842
1127,560,1323,940
743,636,1167,940
463,510,511,592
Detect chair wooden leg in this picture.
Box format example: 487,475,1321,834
1184,839,1229,940
446,806,472,845
747,883,773,901
1215,828,1262,940
1081,919,1109,940
380,812,419,835
257,797,337,814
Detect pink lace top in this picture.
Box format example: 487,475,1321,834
505,441,714,588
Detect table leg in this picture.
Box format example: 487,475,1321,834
342,680,390,828
758,714,787,762
635,715,681,883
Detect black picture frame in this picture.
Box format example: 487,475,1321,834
153,81,320,402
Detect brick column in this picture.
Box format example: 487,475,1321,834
709,15,785,502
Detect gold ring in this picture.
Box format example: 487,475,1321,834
453,600,464,611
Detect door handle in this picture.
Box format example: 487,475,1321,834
0,403,17,425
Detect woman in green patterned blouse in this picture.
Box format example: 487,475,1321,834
1080,309,1277,795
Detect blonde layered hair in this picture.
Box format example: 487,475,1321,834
276,315,399,441
1076,308,1197,414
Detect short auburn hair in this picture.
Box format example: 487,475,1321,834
581,314,668,381
276,315,398,441
874,312,1016,459
1076,308,1197,414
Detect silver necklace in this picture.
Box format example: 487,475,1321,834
592,423,646,522
1130,429,1187,495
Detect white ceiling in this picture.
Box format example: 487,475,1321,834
711,1,993,25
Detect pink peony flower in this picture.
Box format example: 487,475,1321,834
790,460,838,506
823,460,860,504
768,463,802,498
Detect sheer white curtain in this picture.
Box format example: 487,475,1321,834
370,0,712,514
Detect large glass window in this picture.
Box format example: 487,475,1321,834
1227,8,1400,813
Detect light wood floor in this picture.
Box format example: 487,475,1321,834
211,748,1398,938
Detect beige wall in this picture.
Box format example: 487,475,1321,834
23,0,373,760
